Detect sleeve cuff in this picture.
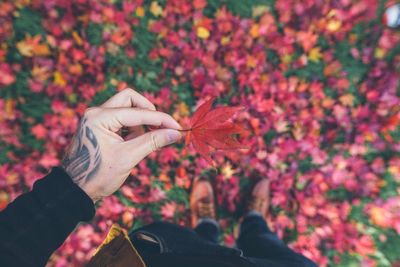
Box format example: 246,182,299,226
32,167,96,222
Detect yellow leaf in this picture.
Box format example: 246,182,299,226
369,207,391,228
136,6,145,17
5,99,14,116
327,9,337,17
252,5,269,17
110,78,118,86
31,65,51,82
67,93,77,104
374,48,386,59
339,93,354,107
150,1,163,17
15,0,31,9
54,71,66,87
196,26,210,39
220,36,230,45
16,40,33,57
308,47,322,62
16,35,50,57
327,19,342,32
72,31,83,46
281,54,292,64
177,102,189,116
221,163,236,180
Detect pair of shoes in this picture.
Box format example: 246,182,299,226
189,177,270,228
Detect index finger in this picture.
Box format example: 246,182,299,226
97,108,182,132
100,88,156,110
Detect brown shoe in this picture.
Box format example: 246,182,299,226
190,178,216,228
247,179,270,220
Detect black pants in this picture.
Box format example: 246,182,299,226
129,215,318,267
195,214,317,267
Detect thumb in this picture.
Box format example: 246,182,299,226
124,129,182,161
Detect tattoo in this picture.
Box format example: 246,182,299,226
62,118,101,185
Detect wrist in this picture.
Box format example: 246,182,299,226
79,183,102,203
61,165,100,203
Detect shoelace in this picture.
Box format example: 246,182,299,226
198,201,216,218
248,197,266,213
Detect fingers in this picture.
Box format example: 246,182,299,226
100,88,156,110
123,129,182,161
94,108,182,132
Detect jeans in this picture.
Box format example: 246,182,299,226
195,214,318,267
129,215,318,267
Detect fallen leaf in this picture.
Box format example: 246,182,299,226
150,1,163,16
308,47,322,62
196,26,210,39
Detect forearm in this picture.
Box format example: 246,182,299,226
0,167,95,267
0,89,181,266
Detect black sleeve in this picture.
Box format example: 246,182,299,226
0,167,96,267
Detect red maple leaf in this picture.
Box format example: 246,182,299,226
183,97,248,165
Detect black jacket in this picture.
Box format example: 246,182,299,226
0,167,95,267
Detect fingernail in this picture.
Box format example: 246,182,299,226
167,130,182,144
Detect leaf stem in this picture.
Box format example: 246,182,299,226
178,128,192,132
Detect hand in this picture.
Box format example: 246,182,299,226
61,89,182,202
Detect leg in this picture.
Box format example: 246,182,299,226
194,218,220,244
238,214,317,266
238,179,317,267
238,213,292,258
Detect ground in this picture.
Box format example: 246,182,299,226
0,0,400,266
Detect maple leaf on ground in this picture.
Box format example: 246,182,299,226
183,97,248,166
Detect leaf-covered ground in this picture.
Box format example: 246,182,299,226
0,1,399,266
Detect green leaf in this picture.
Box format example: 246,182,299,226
334,40,368,84
336,253,362,267
379,172,399,200
166,187,189,205
204,0,275,18
263,130,277,145
13,8,45,40
389,125,400,142
376,230,400,263
285,61,325,82
298,156,317,173
348,203,368,224
327,186,355,202
171,84,194,106
91,87,117,106
86,23,103,45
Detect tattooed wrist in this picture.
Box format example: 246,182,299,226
62,118,102,199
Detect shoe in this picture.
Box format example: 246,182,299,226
190,177,216,228
247,179,270,220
